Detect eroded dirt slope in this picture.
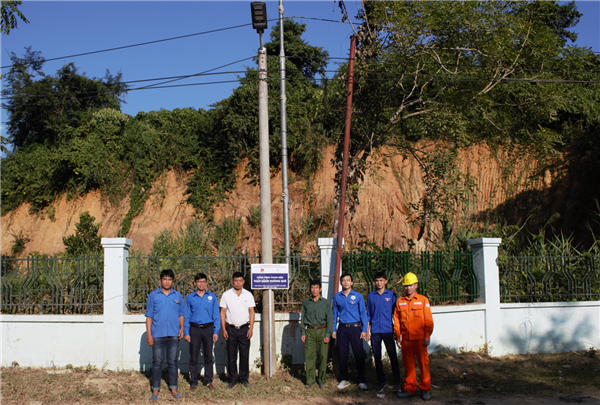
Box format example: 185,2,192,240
1,144,550,256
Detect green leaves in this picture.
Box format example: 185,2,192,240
1,0,29,35
62,212,102,256
2,49,127,149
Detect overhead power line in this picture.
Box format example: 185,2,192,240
128,56,255,91
0,14,357,70
3,74,598,102
0,20,276,70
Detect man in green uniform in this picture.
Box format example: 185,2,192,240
300,280,333,389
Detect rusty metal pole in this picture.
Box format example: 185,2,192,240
333,36,357,295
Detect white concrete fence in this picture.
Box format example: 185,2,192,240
1,237,598,372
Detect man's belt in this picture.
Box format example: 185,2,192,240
190,322,214,329
340,322,362,328
306,325,327,330
226,322,250,330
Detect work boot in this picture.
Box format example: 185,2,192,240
421,391,431,401
397,390,415,398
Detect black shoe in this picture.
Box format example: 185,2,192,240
376,382,388,392
226,382,237,390
397,390,415,398
241,381,250,388
318,383,326,389
421,391,431,401
393,383,402,392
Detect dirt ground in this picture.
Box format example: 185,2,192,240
2,350,599,405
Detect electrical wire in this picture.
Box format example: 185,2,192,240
266,55,600,76
3,59,599,102
0,14,357,70
3,73,598,102
0,19,279,70
128,56,254,91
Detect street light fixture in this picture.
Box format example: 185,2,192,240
251,1,268,46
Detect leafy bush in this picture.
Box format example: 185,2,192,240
247,205,261,229
62,211,102,256
211,216,242,256
9,230,30,257
151,219,212,257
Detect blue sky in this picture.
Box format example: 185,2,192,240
1,1,599,142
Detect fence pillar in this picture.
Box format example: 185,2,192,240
102,237,132,370
317,238,343,301
467,237,502,356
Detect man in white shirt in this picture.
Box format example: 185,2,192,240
220,271,255,389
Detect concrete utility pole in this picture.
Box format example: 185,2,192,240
250,1,275,377
279,0,290,267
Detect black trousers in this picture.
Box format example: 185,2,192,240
371,332,401,384
189,326,215,386
227,325,250,383
337,324,366,383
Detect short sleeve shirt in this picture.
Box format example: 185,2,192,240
220,288,255,327
145,288,184,338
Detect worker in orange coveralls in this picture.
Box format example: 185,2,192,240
394,272,434,401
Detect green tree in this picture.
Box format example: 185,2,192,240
62,211,102,255
328,0,593,241
1,0,29,35
211,19,333,184
1,48,128,148
265,19,329,80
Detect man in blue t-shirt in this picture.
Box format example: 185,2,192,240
145,269,184,402
367,271,401,393
332,272,369,391
184,273,220,392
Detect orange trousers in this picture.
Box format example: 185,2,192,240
400,339,431,394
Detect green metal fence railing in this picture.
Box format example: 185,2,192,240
126,254,319,313
5,250,598,315
342,251,477,305
1,256,103,314
499,254,600,302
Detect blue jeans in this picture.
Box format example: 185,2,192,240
152,336,179,391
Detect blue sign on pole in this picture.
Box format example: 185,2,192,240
251,263,289,289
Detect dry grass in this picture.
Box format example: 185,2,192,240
1,349,599,405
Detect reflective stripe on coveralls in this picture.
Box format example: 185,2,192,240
394,292,434,394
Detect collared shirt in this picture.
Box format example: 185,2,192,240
145,288,184,338
300,296,333,338
332,288,368,333
367,288,397,334
393,293,434,341
184,290,221,336
219,288,255,326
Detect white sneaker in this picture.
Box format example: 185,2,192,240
337,380,351,389
358,383,368,391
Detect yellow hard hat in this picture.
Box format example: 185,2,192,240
402,272,418,285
